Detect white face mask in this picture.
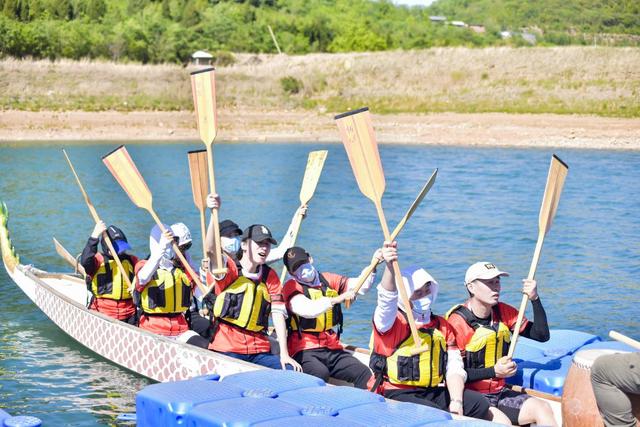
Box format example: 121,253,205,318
221,236,241,255
294,263,317,284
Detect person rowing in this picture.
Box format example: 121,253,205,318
204,214,302,371
445,262,556,426
80,221,138,324
369,242,494,421
133,223,209,348
281,246,381,388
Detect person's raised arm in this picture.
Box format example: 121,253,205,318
520,278,550,342
137,230,172,286
80,220,106,276
373,241,399,334
204,193,222,271
266,205,308,264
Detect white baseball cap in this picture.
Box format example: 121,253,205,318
465,262,509,285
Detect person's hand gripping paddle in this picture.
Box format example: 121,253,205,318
102,145,209,295
508,155,568,358
335,107,429,355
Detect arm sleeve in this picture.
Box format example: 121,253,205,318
346,266,377,295
290,294,333,318
80,237,100,277
373,284,399,334
465,367,496,383
266,219,298,264
520,298,550,342
446,349,467,382
136,248,164,286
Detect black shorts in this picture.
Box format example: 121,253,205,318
485,388,531,425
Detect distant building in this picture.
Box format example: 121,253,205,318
500,31,512,39
191,50,213,66
451,21,467,28
469,24,486,33
429,16,446,23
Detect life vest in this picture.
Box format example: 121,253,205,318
139,268,192,314
89,253,135,300
212,266,271,333
445,304,511,369
369,313,448,389
288,273,343,337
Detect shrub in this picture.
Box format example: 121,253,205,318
280,76,302,94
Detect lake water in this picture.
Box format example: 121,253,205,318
0,141,639,425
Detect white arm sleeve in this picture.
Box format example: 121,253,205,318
266,215,298,264
446,349,467,382
271,302,288,319
290,294,332,318
346,267,377,295
373,284,398,333
137,250,164,286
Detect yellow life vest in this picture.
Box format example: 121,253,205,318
445,304,511,369
140,268,192,314
212,266,271,333
289,274,343,335
90,253,135,300
369,314,448,389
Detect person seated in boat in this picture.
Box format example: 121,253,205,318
80,221,138,324
133,223,209,348
445,262,556,426
188,193,307,340
204,221,302,371
591,351,640,427
281,246,381,388
369,242,495,421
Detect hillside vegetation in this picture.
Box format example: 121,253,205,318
0,0,639,64
1,47,638,117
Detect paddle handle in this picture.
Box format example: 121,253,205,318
508,235,544,358
53,238,87,278
64,149,134,292
609,331,640,351
205,147,226,274
279,208,304,284
149,210,209,295
375,201,422,348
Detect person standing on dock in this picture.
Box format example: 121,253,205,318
446,262,556,426
205,220,302,371
134,223,209,348
81,221,138,324
369,242,494,421
281,246,380,388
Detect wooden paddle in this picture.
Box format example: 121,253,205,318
102,145,208,295
609,331,640,351
345,168,437,309
508,154,569,358
335,107,425,352
63,149,134,292
187,150,210,260
190,67,226,275
279,150,328,283
53,237,86,278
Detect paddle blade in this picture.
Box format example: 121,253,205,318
335,107,386,203
102,145,153,210
188,150,209,211
299,150,328,205
191,68,218,146
538,154,569,235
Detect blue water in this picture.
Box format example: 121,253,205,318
1,141,639,425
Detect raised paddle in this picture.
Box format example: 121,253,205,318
345,168,437,309
187,150,210,260
609,331,640,351
102,145,209,295
190,67,226,275
63,149,134,293
279,150,328,284
53,237,86,278
507,154,569,358
335,107,425,352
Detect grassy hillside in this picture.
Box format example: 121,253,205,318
1,47,638,117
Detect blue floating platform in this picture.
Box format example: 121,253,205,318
221,369,325,395
277,385,384,414
185,397,301,426
0,410,10,424
254,415,367,427
338,401,452,426
580,340,636,352
436,420,504,426
517,329,600,358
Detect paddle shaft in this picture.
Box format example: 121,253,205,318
609,330,640,351
279,209,304,284
53,237,87,278
63,150,134,292
148,210,209,295
205,147,225,273
375,201,422,347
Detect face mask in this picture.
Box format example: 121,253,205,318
294,263,317,284
221,236,241,255
411,297,433,315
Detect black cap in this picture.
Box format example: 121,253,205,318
219,220,242,237
100,225,131,255
283,246,310,274
241,224,277,245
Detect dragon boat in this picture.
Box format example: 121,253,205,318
3,201,638,426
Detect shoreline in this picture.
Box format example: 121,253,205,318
1,110,639,150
